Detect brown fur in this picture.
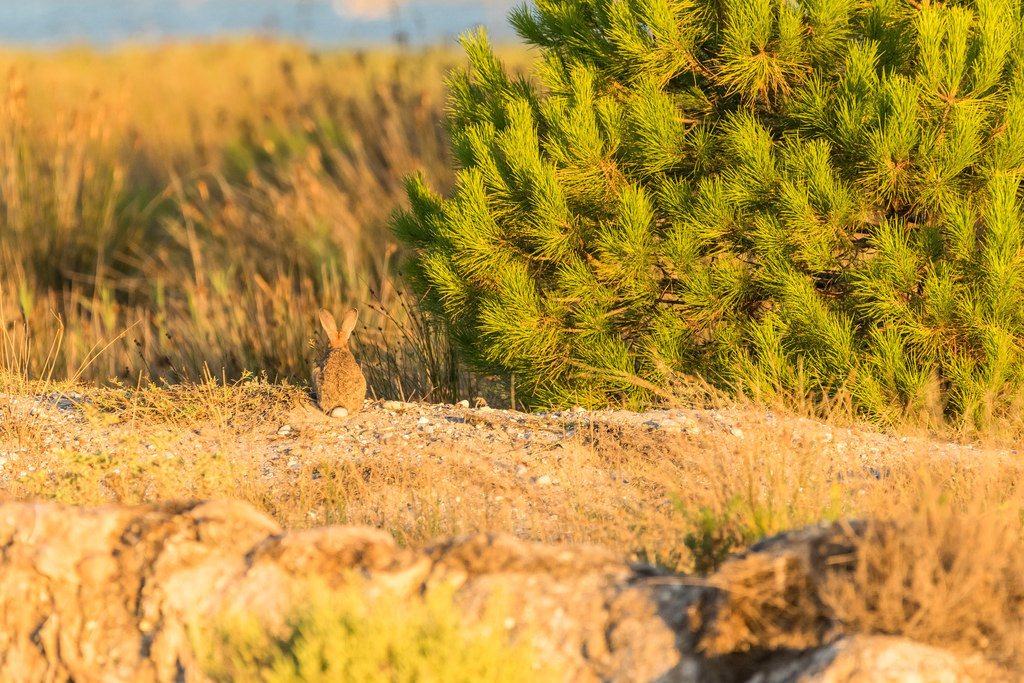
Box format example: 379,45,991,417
312,308,366,415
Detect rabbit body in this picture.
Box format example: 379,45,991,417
313,308,366,416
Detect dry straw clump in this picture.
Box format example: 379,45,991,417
824,503,1024,672
693,457,1024,678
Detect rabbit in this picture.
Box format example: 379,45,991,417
312,307,366,417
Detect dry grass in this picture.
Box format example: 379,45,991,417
0,40,529,400
823,505,1024,673
3,377,1018,556
91,370,306,430
692,463,1024,678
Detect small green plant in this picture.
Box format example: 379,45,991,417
193,579,554,683
678,496,759,574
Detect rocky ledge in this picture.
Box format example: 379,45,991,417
0,499,1002,682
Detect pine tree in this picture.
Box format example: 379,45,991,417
393,0,1024,423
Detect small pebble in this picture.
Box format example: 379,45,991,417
535,474,552,486
277,425,292,436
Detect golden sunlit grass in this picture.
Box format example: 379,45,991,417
823,506,1024,673
92,370,306,429
0,40,529,400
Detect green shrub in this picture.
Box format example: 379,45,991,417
394,0,1024,424
193,580,551,683
680,497,758,574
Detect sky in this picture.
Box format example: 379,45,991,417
0,0,522,48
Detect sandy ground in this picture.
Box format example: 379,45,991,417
3,389,1008,470
1,390,1017,555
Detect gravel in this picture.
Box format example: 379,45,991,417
1,391,1016,494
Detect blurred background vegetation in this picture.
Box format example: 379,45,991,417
0,40,530,402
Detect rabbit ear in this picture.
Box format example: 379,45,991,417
319,309,339,339
339,308,358,342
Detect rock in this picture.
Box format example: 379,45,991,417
752,635,994,683
330,407,349,418
0,501,1000,683
0,500,280,683
425,532,699,682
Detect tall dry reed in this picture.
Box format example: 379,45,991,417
1,41,529,398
